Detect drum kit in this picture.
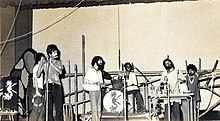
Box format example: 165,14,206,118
103,73,143,114
103,75,124,113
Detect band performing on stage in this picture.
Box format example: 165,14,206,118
82,55,216,121
0,45,219,121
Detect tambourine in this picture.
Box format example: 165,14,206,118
32,93,43,107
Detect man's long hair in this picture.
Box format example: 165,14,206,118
123,62,134,71
46,44,61,60
163,58,175,69
91,56,105,66
187,64,197,72
34,53,46,65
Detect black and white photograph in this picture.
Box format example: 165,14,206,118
1,0,220,121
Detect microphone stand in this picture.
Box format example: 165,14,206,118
166,83,171,121
133,66,152,86
45,58,50,121
133,65,152,113
123,73,127,121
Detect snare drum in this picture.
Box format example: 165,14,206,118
103,90,123,112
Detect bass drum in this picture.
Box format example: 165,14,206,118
103,90,123,112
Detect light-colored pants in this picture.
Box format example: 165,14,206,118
89,90,101,121
181,99,190,121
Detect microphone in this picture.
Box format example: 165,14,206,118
131,63,136,70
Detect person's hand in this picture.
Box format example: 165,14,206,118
35,91,41,97
49,58,52,64
179,79,186,84
164,76,168,81
138,83,143,87
101,83,106,88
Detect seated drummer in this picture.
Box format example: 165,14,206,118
124,62,146,112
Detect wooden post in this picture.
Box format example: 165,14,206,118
74,64,78,121
68,60,71,104
82,35,86,115
68,60,72,121
199,58,201,71
185,60,188,69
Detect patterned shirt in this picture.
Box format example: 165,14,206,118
83,67,103,91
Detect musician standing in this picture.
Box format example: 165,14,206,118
30,53,46,121
124,62,145,112
161,58,187,121
185,64,201,119
83,56,106,121
38,44,65,121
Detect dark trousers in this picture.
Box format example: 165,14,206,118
127,90,145,111
46,83,64,121
164,102,181,121
29,88,45,121
27,74,34,112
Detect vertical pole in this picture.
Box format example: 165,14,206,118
74,64,78,121
82,35,86,115
118,5,121,71
198,58,201,121
198,58,201,71
167,84,171,121
26,93,28,121
123,77,127,121
143,84,146,110
45,61,50,121
68,60,72,121
185,60,188,69
68,60,71,104
145,80,149,114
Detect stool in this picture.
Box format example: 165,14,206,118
0,110,17,121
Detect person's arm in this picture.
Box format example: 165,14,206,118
33,77,41,96
130,72,138,86
36,62,45,78
33,66,41,96
50,59,63,74
178,70,186,83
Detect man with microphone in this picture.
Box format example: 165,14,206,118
123,62,145,113
37,44,65,121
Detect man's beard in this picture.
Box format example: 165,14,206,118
189,73,194,76
165,65,173,70
97,63,104,70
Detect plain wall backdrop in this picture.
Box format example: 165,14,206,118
33,1,220,111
